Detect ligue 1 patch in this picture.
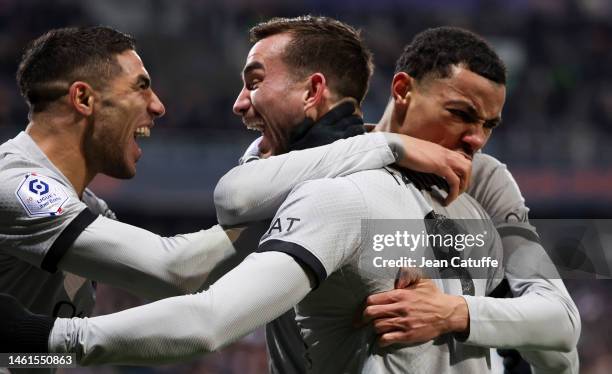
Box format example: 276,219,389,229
15,173,70,217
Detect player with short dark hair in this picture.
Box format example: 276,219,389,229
369,26,580,373
17,27,136,114
394,26,506,84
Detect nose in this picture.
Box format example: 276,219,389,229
461,124,488,153
233,87,250,116
149,90,166,118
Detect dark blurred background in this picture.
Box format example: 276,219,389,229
0,0,610,373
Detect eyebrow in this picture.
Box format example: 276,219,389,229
446,99,502,127
242,61,264,78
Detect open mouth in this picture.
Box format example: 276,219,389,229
244,121,265,133
134,126,151,138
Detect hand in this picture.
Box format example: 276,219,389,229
382,133,472,206
362,279,469,347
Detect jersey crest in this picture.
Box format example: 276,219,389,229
15,173,70,217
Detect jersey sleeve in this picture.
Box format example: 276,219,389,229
60,220,239,299
214,133,394,226
468,153,529,226
257,178,368,286
463,153,580,366
0,169,94,272
50,251,312,366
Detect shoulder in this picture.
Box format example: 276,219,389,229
472,153,508,182
0,161,81,221
469,153,528,225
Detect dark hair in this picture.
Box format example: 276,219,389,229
17,26,136,112
395,26,506,85
250,15,374,104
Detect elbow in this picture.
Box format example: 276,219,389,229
214,173,249,226
559,297,581,352
201,332,227,352
550,305,581,352
164,267,207,296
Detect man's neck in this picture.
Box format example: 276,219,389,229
287,99,365,151
26,114,93,198
375,98,397,133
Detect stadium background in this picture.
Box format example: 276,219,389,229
1,0,610,372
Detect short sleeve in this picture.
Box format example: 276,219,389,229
257,178,368,287
0,169,96,272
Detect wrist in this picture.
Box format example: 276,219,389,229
447,295,470,334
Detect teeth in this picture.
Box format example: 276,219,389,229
134,127,151,138
245,122,265,132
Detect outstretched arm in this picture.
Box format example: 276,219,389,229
0,251,312,364
58,219,240,299
2,169,240,301
50,251,312,365
215,132,471,226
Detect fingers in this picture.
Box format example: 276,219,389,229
395,267,422,289
442,169,460,206
365,289,405,306
378,331,422,347
363,296,409,323
373,317,408,334
442,152,472,206
455,153,472,193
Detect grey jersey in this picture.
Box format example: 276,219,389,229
0,132,113,319
259,168,504,373
265,153,579,374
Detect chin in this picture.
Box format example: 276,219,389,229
104,162,137,180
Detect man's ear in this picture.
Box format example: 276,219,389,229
390,72,414,128
391,72,413,106
303,73,326,120
68,81,95,116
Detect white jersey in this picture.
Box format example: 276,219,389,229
258,168,504,373
0,132,115,374
0,132,113,319
255,152,579,374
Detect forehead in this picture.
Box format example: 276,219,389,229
244,33,293,74
114,50,150,79
423,65,506,118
